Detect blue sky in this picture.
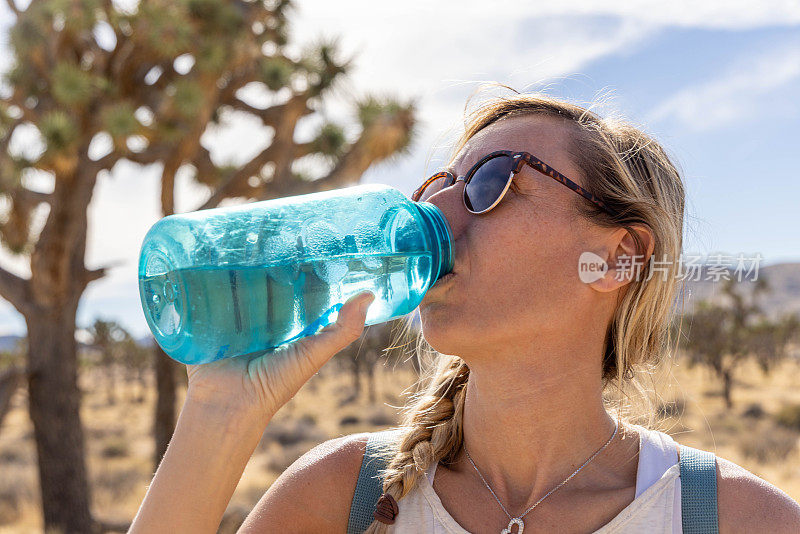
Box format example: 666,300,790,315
0,1,799,337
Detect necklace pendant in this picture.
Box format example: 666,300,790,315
500,517,524,534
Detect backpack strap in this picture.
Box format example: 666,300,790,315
347,429,402,534
679,444,720,534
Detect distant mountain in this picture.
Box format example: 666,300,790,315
681,262,800,319
0,335,23,352
136,336,156,348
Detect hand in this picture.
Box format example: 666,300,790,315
185,291,376,420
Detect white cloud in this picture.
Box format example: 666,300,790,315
286,4,663,187
286,0,800,178
522,0,800,29
647,40,800,131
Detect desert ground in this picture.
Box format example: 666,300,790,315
1,353,799,533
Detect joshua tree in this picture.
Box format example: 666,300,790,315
681,277,797,409
87,318,133,404
0,0,414,530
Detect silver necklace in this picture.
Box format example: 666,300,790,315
463,421,619,534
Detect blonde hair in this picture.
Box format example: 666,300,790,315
364,90,686,533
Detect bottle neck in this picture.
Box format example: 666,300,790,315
412,202,454,286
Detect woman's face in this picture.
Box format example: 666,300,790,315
418,115,617,360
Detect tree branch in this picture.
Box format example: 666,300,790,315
306,112,413,190
0,264,31,315
4,90,39,123
196,90,315,210
4,0,20,18
189,145,226,187
76,261,124,294
97,0,126,74
16,188,52,206
223,96,309,129
121,149,164,166
197,144,278,210
0,116,23,154
91,152,122,173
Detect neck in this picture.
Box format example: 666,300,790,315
460,352,625,514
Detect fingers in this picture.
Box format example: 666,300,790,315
297,291,375,366
243,291,377,413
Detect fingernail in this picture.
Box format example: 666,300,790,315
360,294,375,314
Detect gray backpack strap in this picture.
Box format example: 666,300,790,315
679,444,719,534
347,429,402,534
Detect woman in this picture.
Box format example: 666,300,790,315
130,93,800,533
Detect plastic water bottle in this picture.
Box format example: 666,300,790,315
138,183,454,365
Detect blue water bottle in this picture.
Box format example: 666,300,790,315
138,183,453,365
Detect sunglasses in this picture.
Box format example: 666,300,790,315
411,150,618,217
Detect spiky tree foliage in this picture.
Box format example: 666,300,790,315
0,0,415,530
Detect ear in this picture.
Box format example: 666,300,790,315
587,224,655,294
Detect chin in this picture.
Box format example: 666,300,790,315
418,309,472,356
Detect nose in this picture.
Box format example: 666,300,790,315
421,179,470,243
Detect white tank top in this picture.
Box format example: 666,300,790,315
387,424,682,533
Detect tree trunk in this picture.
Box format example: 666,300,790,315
366,358,376,404
153,173,181,469
21,157,99,532
136,367,146,404
153,345,180,467
106,362,116,405
351,359,362,401
26,310,94,533
722,369,733,409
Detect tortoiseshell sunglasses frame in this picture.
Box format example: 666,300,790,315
411,150,619,217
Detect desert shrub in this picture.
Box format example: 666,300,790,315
366,408,395,427
0,487,20,525
339,415,360,426
742,403,765,419
264,442,312,473
218,505,250,534
0,448,24,465
775,403,800,431
100,437,129,459
93,466,142,501
739,424,798,463
260,415,326,449
87,424,125,441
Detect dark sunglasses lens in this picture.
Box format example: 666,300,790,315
464,156,514,212
418,174,451,202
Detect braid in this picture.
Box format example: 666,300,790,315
364,355,469,534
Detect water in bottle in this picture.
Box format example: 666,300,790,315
138,184,453,364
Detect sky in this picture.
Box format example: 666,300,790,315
0,0,799,337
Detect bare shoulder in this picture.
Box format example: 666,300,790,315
715,455,800,534
238,432,370,533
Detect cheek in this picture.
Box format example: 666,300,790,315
469,222,582,314
418,215,589,350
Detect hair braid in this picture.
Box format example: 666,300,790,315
363,356,469,534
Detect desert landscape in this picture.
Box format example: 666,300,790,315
1,343,799,532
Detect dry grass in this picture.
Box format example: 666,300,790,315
0,355,799,532
655,356,800,499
